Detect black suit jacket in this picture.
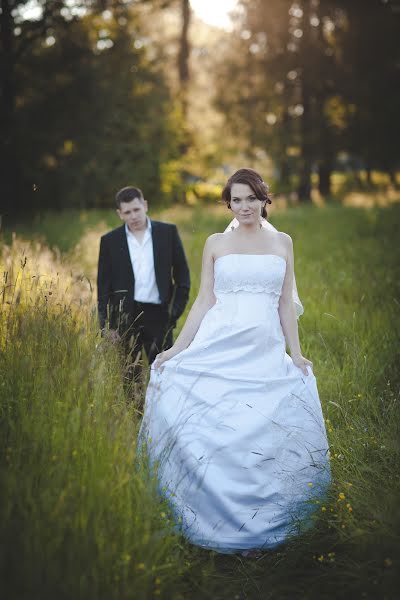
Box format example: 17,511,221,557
97,220,190,330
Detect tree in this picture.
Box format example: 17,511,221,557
0,1,183,217
213,0,400,198
334,0,400,185
0,0,67,216
177,0,190,115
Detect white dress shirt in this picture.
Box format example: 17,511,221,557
125,220,161,304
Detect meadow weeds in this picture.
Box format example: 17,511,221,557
0,237,195,599
1,204,399,598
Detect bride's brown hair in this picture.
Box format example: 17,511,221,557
221,168,272,218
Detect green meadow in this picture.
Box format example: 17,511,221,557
1,203,399,599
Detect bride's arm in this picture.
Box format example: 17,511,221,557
278,234,312,376
154,235,217,368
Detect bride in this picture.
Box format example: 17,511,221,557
139,168,331,554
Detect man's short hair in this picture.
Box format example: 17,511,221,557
115,186,144,208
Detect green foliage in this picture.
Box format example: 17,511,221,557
0,253,195,599
1,204,399,598
185,181,222,205
214,0,400,197
1,5,184,217
2,1,399,219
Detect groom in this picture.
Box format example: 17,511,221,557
97,186,190,373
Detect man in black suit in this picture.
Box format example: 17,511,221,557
97,186,190,375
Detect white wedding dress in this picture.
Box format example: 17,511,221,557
140,254,331,553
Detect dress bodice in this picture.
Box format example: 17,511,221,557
214,254,286,298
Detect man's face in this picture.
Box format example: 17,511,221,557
117,198,148,231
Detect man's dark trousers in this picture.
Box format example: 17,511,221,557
122,300,174,369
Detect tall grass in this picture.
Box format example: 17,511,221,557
1,204,399,599
0,239,200,599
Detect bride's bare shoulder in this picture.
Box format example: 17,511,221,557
276,232,294,261
277,231,293,246
205,232,224,246
261,228,292,246
204,233,225,256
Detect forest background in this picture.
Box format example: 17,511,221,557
1,0,400,218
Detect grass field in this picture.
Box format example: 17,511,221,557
1,203,399,599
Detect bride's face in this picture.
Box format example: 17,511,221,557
230,183,263,224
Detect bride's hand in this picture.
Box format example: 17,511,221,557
292,354,313,376
153,347,180,372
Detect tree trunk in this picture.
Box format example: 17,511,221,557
297,0,312,202
176,0,191,201
389,169,398,189
178,0,190,117
318,160,332,196
365,164,372,186
318,111,334,198
279,106,291,187
0,0,19,218
280,157,290,187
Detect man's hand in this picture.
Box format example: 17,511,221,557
102,328,121,343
